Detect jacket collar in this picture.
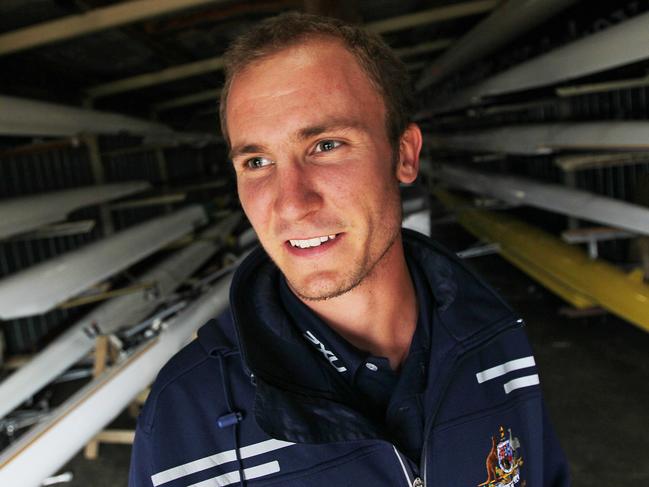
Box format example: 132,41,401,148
228,229,518,443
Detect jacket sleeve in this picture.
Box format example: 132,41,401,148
128,422,155,487
543,401,571,487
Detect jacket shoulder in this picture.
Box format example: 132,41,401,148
138,310,237,434
404,229,517,343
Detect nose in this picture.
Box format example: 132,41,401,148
273,160,322,222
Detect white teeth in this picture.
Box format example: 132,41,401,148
289,234,337,248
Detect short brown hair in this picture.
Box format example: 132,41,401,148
219,12,415,150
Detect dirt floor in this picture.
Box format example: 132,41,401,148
54,225,649,487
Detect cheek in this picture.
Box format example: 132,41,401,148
321,164,397,225
339,160,396,202
237,178,272,230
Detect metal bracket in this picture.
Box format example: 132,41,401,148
561,227,636,259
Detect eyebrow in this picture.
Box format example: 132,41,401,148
295,120,364,141
229,143,268,161
229,119,366,160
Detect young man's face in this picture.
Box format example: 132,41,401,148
227,38,420,300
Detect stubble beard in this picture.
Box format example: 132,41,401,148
288,221,402,302
277,154,404,302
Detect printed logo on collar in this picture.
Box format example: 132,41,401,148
304,330,348,373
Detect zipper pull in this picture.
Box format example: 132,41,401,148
216,411,243,428
412,478,424,487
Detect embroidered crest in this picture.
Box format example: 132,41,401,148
478,426,524,487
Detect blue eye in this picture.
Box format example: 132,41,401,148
315,140,341,153
246,156,272,169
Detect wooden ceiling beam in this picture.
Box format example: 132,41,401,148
0,0,229,56
87,0,495,99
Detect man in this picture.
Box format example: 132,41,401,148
130,12,569,487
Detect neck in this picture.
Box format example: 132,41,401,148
298,236,418,370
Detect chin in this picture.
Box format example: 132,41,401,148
288,271,362,302
289,274,337,300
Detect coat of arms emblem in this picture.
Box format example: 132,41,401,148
478,426,524,487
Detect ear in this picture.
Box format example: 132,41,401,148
395,123,422,184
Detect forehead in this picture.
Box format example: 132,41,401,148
225,38,387,144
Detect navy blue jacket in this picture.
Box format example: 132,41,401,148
130,230,569,487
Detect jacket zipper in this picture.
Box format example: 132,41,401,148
418,317,525,486
392,445,423,487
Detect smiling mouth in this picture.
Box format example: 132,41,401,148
288,234,338,249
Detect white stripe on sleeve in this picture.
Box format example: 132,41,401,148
187,461,280,487
503,374,540,394
476,356,536,384
151,439,293,486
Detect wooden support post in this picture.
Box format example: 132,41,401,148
128,388,150,418
84,335,111,459
561,169,579,231
155,148,173,213
85,135,115,236
155,148,169,184
93,429,135,444
84,336,148,457
3,354,34,370
633,174,649,282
